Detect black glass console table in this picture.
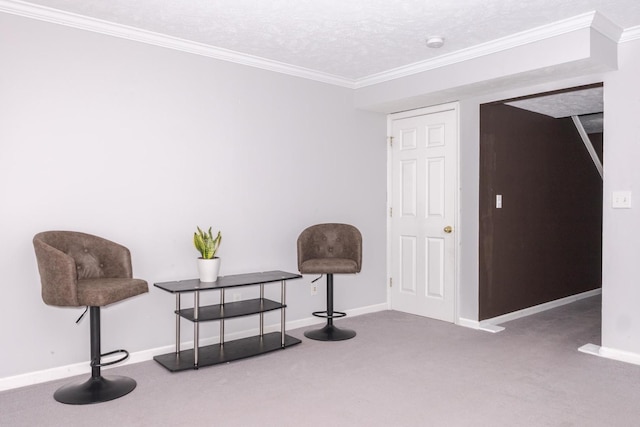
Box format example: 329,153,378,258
153,270,302,372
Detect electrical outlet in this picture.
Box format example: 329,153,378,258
311,283,318,296
232,293,241,302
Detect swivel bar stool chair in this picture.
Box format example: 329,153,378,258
297,223,362,341
33,231,148,404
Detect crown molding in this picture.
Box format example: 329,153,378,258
0,0,357,88
1,1,631,89
355,11,622,88
620,25,640,43
590,11,624,41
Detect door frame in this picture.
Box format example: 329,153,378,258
386,102,461,323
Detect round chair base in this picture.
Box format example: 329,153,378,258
54,375,136,405
304,324,356,341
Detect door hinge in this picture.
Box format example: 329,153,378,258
389,277,393,287
388,136,394,147
389,207,393,217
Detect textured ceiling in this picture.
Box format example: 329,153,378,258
506,87,603,118
506,87,604,132
579,113,604,134
11,0,640,80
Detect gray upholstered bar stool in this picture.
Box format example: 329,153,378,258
33,231,148,404
297,223,362,341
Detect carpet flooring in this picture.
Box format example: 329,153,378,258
2,295,640,426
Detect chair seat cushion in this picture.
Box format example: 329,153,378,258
299,258,359,274
77,278,149,307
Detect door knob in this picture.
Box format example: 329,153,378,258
444,225,453,234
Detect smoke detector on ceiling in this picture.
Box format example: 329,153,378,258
426,36,445,48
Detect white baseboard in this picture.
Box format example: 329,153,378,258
457,317,505,333
0,303,387,392
459,288,602,333
0,344,178,392
283,302,387,331
579,343,640,366
578,343,601,356
477,322,506,333
345,302,388,317
457,317,480,329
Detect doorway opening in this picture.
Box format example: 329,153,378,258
478,83,603,323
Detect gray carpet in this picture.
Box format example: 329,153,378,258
3,296,640,426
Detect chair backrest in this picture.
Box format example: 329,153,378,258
297,223,362,272
33,231,133,306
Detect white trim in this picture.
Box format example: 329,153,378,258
0,2,627,89
620,25,640,43
478,288,602,331
579,344,640,366
590,12,624,42
571,115,603,179
457,318,505,333
0,303,387,392
385,110,397,324
0,0,355,88
355,11,620,88
286,302,388,330
479,323,506,333
578,343,601,356
456,317,479,329
347,302,389,317
454,105,461,325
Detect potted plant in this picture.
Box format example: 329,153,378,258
194,226,222,282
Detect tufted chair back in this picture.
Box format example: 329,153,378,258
297,223,362,274
33,231,146,307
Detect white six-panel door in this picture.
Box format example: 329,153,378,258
389,104,458,322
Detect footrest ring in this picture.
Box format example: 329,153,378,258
91,349,129,367
311,310,346,320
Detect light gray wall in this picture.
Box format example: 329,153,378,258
0,13,387,379
3,9,640,382
458,99,480,321
601,38,640,354
356,23,640,360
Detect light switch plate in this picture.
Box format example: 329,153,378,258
612,191,632,209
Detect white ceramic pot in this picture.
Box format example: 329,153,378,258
197,257,221,282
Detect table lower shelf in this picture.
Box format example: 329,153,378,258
153,332,301,372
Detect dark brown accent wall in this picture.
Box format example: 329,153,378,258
479,103,602,320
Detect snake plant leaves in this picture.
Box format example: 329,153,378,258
194,226,222,259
